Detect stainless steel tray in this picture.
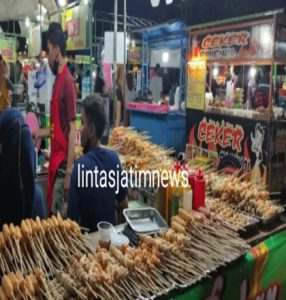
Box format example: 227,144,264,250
123,208,168,233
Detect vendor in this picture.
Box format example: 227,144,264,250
256,67,270,108
32,22,77,216
150,63,163,103
67,95,128,232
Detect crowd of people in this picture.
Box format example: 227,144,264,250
0,22,128,231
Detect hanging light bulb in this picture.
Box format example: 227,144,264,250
58,0,66,7
150,0,160,7
212,67,219,77
249,66,257,78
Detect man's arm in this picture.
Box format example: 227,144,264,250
32,128,51,143
64,120,76,191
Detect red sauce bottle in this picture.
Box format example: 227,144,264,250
188,170,195,190
193,169,205,211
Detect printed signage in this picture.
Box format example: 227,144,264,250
187,60,206,110
0,38,16,63
187,110,268,186
29,25,41,57
62,4,87,50
129,47,142,65
190,23,274,61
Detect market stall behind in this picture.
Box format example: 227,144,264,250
186,11,286,194
129,20,188,153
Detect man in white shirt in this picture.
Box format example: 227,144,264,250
149,63,163,103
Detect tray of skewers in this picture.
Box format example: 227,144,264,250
206,198,260,233
205,172,285,228
235,201,285,228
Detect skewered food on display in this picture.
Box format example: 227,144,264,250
205,172,281,220
108,127,173,171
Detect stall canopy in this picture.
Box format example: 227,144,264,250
133,19,186,50
132,20,188,105
0,0,58,23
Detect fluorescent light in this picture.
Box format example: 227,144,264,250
212,67,219,77
151,0,160,7
25,17,30,28
58,0,66,7
162,51,169,63
249,66,257,78
166,0,173,4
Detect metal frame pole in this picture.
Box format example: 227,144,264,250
89,0,94,93
113,0,118,124
123,0,127,125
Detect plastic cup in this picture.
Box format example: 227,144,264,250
97,222,113,249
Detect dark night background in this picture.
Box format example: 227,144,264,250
93,0,286,25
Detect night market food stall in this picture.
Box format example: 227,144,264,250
128,20,187,153
186,11,286,194
0,125,285,299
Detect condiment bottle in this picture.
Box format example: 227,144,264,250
183,185,193,212
193,169,205,211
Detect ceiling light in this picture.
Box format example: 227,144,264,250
162,51,169,63
166,0,173,4
25,17,30,28
83,0,89,4
36,15,44,22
